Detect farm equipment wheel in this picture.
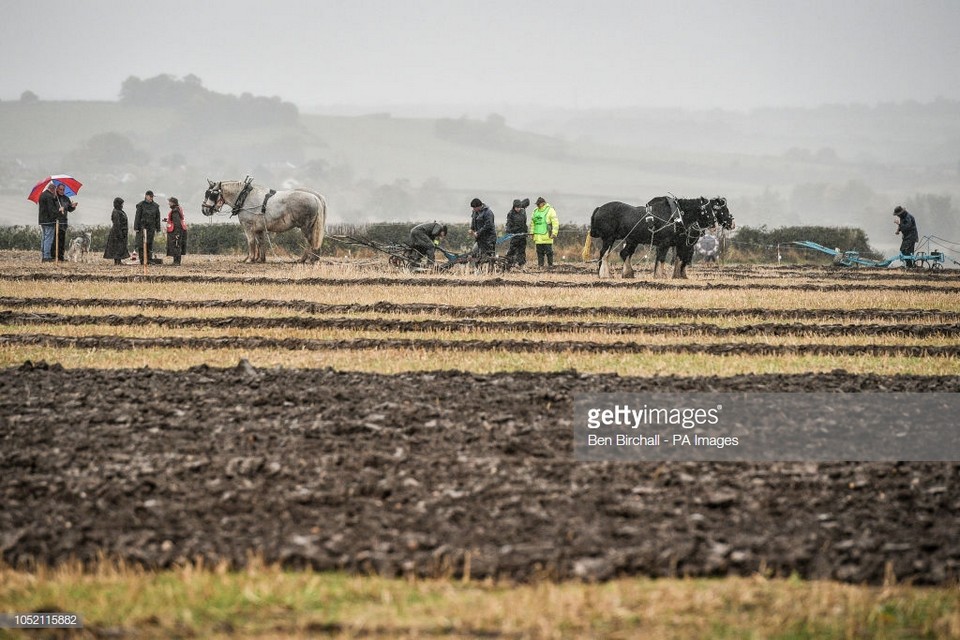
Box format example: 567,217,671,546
931,262,943,271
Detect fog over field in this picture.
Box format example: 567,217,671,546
2,0,959,254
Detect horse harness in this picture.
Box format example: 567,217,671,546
616,196,690,248
219,178,278,217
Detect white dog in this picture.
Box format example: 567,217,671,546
66,232,92,262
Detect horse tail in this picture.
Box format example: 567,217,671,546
311,193,327,252
581,231,593,261
581,207,599,261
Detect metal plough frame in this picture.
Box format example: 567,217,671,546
792,240,945,270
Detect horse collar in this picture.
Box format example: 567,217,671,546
232,181,254,216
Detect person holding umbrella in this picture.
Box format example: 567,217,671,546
103,197,129,265
37,182,59,262
28,175,84,263
54,183,78,262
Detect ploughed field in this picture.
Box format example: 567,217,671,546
1,252,959,584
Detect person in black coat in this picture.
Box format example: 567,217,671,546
134,190,162,264
408,221,447,266
468,198,496,259
504,198,529,267
893,205,919,267
103,197,129,265
37,182,60,262
165,197,188,265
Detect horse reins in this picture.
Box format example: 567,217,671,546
613,197,684,254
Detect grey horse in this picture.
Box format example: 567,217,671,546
202,178,327,263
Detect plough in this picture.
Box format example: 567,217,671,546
330,233,526,273
792,240,946,270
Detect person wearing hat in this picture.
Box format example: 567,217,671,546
165,196,188,266
504,198,530,268
531,196,560,267
469,197,496,259
103,197,129,265
54,183,78,262
893,205,918,268
134,189,162,265
408,221,447,267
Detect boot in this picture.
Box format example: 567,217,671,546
114,259,122,265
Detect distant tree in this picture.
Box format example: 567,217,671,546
65,132,149,167
365,180,415,219
814,147,839,163
119,73,299,129
904,193,959,242
20,90,39,103
783,147,812,162
486,113,507,129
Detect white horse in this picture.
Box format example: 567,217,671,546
201,178,327,263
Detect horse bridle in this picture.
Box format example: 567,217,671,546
711,197,735,229
203,179,255,217
202,183,225,215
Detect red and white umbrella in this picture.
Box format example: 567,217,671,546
27,175,83,203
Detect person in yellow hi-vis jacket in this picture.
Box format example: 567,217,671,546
531,196,559,267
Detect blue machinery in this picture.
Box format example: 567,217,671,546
792,240,948,270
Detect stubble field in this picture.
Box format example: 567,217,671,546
1,250,959,638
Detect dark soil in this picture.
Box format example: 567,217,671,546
4,333,960,358
2,272,958,293
5,296,960,322
2,364,958,584
4,310,960,339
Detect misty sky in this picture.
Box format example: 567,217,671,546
2,0,959,111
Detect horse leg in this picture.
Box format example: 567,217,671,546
598,240,613,279
299,224,312,263
620,244,636,279
255,231,267,263
676,246,693,279
301,220,322,263
241,226,256,263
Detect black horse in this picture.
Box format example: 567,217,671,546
653,196,735,278
583,196,719,278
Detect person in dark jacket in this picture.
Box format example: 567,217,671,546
408,221,447,266
165,196,188,265
468,197,496,259
37,182,59,262
103,197,129,265
504,198,529,267
893,205,919,268
134,190,162,264
54,183,78,261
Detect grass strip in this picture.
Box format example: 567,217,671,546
1,562,957,639
2,345,956,376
